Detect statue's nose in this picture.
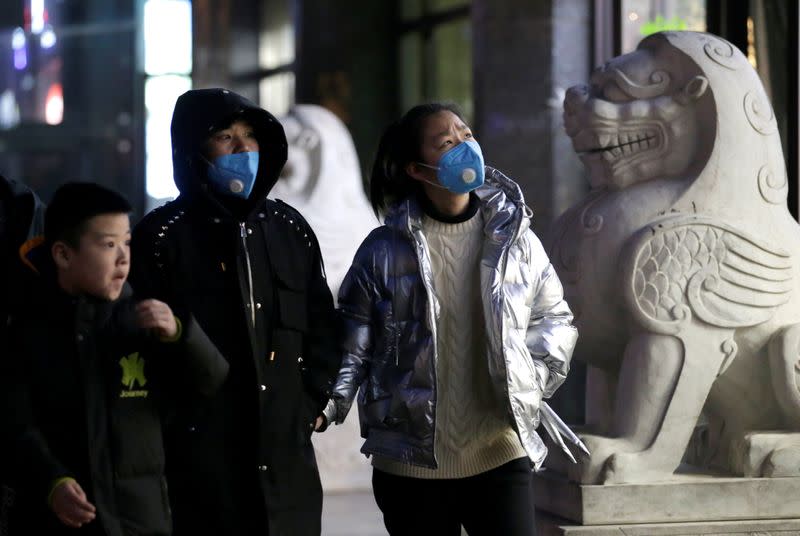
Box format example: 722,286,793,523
564,85,590,115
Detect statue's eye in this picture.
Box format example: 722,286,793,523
280,160,295,178
602,82,630,103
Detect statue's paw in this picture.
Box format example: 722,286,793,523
567,456,603,484
763,446,800,477
566,434,624,484
602,449,688,484
601,451,655,484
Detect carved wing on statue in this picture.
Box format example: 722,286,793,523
622,215,793,335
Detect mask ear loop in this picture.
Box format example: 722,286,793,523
195,154,215,194
199,154,217,168
413,162,450,191
416,162,439,171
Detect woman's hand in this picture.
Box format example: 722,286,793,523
314,415,327,432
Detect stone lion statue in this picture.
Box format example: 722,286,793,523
550,31,800,484
271,104,378,298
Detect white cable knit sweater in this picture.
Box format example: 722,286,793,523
372,209,527,479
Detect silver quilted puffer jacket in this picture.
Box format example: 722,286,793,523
325,167,578,469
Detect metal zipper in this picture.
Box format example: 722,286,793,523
240,222,256,328
407,203,441,467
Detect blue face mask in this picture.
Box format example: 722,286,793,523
418,140,485,194
206,151,260,199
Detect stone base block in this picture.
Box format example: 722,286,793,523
534,468,800,525
729,431,800,477
536,512,800,535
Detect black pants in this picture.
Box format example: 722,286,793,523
372,457,536,536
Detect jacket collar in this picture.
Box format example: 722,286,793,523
176,187,269,223
384,166,532,242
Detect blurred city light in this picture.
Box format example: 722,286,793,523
40,26,56,49
144,0,192,200
145,75,190,199
144,0,192,76
44,82,62,124
30,0,45,34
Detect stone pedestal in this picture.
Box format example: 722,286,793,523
534,468,800,533
536,513,800,535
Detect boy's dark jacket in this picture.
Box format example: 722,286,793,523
1,249,229,536
130,89,340,535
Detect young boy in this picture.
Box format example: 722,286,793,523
1,183,229,536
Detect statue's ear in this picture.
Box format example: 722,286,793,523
676,76,709,104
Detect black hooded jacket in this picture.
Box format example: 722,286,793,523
0,175,44,343
1,243,229,536
130,89,339,536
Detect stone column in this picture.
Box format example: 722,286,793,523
472,0,591,424
472,0,590,239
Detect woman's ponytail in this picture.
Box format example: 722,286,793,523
369,121,405,216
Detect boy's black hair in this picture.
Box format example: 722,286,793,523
45,182,132,248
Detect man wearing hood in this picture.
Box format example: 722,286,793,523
130,88,340,535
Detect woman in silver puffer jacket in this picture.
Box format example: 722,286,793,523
324,102,578,535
